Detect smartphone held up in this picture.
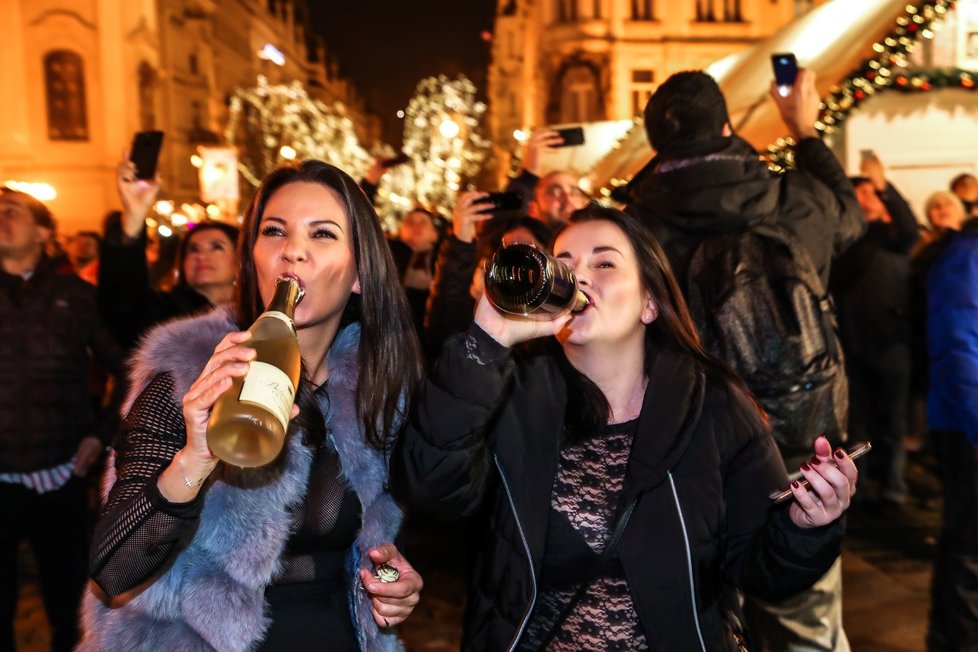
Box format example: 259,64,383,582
129,131,164,180
771,53,799,98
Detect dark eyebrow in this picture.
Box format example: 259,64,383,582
554,245,623,259
262,216,345,232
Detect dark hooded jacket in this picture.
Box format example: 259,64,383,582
392,325,843,652
625,136,865,291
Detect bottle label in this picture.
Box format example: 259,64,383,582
238,361,295,432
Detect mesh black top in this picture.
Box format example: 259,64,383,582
520,418,648,651
90,372,362,597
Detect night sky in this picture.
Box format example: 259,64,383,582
310,1,498,146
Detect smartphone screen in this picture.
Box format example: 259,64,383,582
554,126,585,148
130,131,164,180
771,53,798,97
476,191,524,214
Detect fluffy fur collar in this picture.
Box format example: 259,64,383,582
79,308,404,651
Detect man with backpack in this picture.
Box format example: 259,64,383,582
626,69,865,651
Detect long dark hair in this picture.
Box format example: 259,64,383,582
554,204,757,439
235,160,422,451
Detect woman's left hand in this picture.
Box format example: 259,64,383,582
788,436,859,529
358,543,423,629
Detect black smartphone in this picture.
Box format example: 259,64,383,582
129,131,164,180
769,441,871,504
476,191,524,214
554,126,585,148
771,53,799,97
381,152,410,168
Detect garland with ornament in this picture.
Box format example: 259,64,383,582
394,75,490,217
767,0,957,171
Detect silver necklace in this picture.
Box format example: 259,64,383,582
609,378,648,423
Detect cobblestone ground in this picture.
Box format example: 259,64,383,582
14,452,942,651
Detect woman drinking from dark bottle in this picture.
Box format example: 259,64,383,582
393,205,858,651
81,161,423,651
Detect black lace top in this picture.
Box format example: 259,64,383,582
90,372,362,597
520,418,648,651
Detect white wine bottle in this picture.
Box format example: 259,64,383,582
207,274,304,467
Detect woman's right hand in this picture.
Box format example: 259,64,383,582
179,331,257,473
473,292,572,348
117,153,161,240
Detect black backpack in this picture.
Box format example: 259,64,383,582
684,226,847,460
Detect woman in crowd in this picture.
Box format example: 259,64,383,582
98,158,240,351
393,205,857,651
81,161,424,651
388,207,442,338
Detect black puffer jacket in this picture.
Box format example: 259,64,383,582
626,136,865,291
0,255,124,472
392,326,843,652
830,183,920,358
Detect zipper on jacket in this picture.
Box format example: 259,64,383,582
494,454,537,652
668,471,708,652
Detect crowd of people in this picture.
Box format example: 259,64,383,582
1,63,976,652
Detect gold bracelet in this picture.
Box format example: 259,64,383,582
178,454,208,488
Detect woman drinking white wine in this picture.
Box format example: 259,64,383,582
81,161,423,651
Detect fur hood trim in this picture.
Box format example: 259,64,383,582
79,308,403,651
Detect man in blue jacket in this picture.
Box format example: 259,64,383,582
926,216,978,651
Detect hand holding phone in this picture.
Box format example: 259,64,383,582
771,53,799,98
769,441,871,504
476,191,524,214
129,131,164,180
553,126,585,148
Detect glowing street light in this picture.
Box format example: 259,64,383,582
4,181,57,201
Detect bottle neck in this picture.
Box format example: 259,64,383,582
265,276,302,319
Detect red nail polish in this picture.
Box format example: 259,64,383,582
834,449,845,459
791,480,800,488
811,458,821,466
800,463,811,472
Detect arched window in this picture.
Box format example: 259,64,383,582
559,65,601,123
44,50,88,141
632,0,654,20
138,61,158,131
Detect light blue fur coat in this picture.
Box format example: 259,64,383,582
78,308,405,651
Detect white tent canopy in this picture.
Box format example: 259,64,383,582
586,0,919,193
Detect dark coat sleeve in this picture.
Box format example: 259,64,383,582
391,325,513,519
780,138,867,286
717,386,844,601
880,183,922,254
423,236,478,356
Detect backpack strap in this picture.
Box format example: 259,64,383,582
749,224,841,359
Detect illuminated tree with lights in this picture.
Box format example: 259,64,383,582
225,76,388,198
393,75,490,217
